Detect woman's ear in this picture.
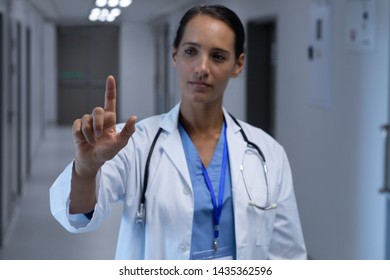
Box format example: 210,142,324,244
231,53,245,78
172,49,177,66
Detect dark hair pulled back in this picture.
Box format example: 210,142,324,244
173,5,245,59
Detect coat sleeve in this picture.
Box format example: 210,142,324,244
267,148,307,259
49,139,134,233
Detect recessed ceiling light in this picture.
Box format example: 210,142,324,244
95,0,107,8
108,0,119,7
119,0,132,8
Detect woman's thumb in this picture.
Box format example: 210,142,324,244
117,116,137,147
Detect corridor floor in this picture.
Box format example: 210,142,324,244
0,126,122,259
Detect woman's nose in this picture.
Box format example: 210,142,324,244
194,55,210,79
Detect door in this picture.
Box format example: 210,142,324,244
246,19,276,137
57,26,119,125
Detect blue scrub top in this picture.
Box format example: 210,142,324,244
178,122,236,260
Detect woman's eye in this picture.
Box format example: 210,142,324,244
184,48,197,56
212,53,227,62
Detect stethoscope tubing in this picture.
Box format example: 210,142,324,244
136,114,273,224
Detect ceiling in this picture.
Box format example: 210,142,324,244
27,0,199,25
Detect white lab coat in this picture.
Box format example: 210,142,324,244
50,103,307,259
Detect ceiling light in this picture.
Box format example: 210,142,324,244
119,0,132,8
110,8,121,17
89,13,99,21
106,15,116,22
96,0,107,7
89,0,130,22
101,8,110,17
108,0,119,7
91,8,101,16
89,8,101,21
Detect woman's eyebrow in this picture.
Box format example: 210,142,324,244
181,42,231,55
212,48,231,55
181,42,200,47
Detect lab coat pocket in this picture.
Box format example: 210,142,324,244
253,207,276,246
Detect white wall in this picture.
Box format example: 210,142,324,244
119,23,155,122
20,0,56,156
44,23,57,125
275,0,388,259
3,0,56,188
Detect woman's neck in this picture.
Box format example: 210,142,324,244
179,101,224,136
179,101,225,168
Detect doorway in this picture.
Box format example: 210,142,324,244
155,23,170,114
246,19,276,137
16,22,22,195
0,11,3,247
57,26,119,125
25,27,31,177
0,17,20,247
387,197,390,259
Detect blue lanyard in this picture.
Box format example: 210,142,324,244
201,122,228,252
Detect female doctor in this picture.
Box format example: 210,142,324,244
50,4,307,260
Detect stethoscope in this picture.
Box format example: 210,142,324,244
135,114,277,224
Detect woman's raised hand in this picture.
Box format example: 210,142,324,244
71,75,136,177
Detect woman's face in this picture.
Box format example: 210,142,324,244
173,14,244,107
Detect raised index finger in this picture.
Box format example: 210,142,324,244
104,75,116,113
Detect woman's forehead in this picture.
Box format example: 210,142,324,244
180,15,235,50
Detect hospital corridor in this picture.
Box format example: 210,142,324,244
1,0,390,260
0,126,122,259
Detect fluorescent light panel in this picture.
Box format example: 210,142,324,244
90,0,132,22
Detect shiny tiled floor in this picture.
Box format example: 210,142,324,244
0,126,122,259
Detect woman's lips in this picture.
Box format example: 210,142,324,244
189,81,212,90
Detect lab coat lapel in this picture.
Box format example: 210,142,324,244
161,130,192,190
159,104,192,192
224,111,247,190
